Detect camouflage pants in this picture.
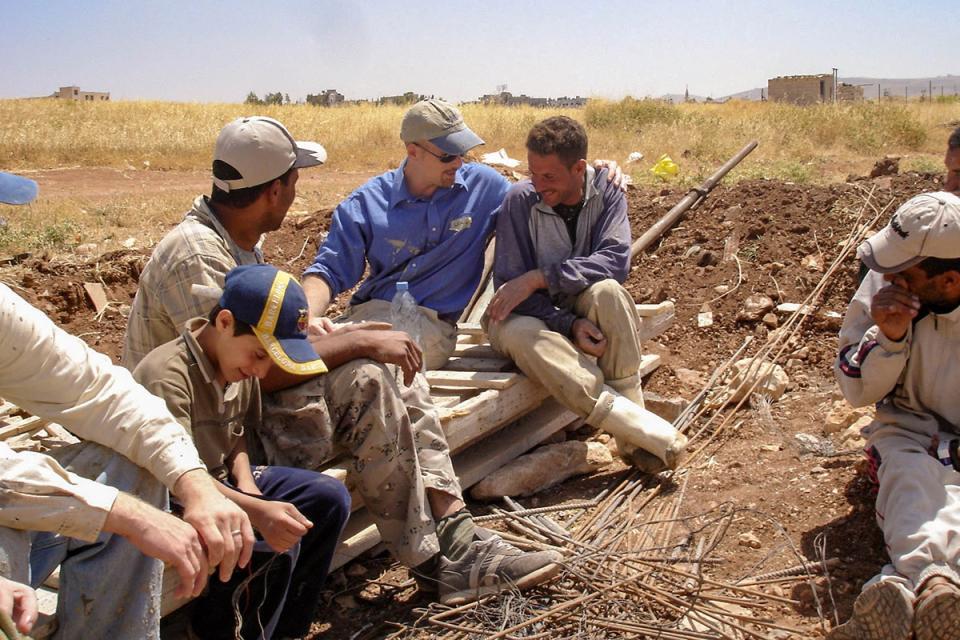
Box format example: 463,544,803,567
259,359,462,568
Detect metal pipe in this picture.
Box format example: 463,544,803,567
630,140,758,259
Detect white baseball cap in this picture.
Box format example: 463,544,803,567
858,191,960,273
213,116,326,192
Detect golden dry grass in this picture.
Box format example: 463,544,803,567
0,97,958,253
2,97,958,180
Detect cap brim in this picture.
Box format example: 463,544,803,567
254,329,328,376
857,232,925,274
0,172,39,205
431,127,484,155
294,141,327,168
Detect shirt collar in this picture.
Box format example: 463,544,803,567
182,317,241,412
189,196,264,264
388,160,469,209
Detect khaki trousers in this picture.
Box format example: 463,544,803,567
486,279,642,418
260,358,462,568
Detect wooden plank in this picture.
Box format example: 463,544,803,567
464,277,495,324
443,356,514,373
452,342,498,358
454,398,579,488
638,353,662,379
83,282,109,314
32,587,59,639
443,378,550,453
456,322,485,337
0,401,19,418
635,300,675,317
430,394,467,409
425,371,520,390
0,415,46,441
331,511,380,570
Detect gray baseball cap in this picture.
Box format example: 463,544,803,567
400,99,484,155
0,172,38,205
213,116,326,192
858,191,960,273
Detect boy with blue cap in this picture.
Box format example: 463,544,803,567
133,264,350,640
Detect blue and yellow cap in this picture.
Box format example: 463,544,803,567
219,264,327,376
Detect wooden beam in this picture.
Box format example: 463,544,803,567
0,415,46,441
455,322,485,337
443,379,550,453
443,356,514,373
452,342,499,358
635,300,675,318
425,371,520,390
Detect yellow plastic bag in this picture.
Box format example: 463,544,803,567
651,154,679,180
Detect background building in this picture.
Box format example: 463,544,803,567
53,86,110,101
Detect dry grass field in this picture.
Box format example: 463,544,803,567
0,97,958,253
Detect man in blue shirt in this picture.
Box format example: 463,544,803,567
303,99,509,369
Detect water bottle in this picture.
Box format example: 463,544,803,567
390,281,421,349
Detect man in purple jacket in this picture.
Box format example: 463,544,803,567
485,116,687,473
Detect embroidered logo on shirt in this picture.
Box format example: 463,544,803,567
449,216,473,232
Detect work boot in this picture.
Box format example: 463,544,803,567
827,580,913,640
436,532,563,606
588,385,687,472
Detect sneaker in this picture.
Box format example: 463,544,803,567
827,580,913,640
436,534,563,606
914,577,960,640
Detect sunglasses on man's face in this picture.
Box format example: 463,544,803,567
414,143,461,164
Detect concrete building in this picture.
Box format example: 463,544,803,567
53,86,110,102
477,91,587,108
306,89,345,107
767,74,863,104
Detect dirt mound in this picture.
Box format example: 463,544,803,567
2,169,947,637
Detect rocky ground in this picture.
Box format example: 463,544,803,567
1,166,946,639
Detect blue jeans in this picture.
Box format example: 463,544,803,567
190,465,350,640
0,442,167,640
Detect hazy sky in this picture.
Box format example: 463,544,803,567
2,0,954,103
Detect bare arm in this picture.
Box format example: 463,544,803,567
487,269,547,323
172,469,255,584
261,327,422,392
303,275,335,334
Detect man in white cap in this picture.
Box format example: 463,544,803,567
122,116,327,369
0,172,254,639
831,187,960,640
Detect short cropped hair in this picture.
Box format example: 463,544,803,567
526,116,588,168
949,127,960,151
206,304,255,336
918,256,960,278
209,161,295,209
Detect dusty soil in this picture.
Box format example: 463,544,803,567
2,166,947,639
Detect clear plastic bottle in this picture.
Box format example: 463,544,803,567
389,281,421,349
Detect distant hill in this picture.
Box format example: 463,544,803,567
716,74,960,102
